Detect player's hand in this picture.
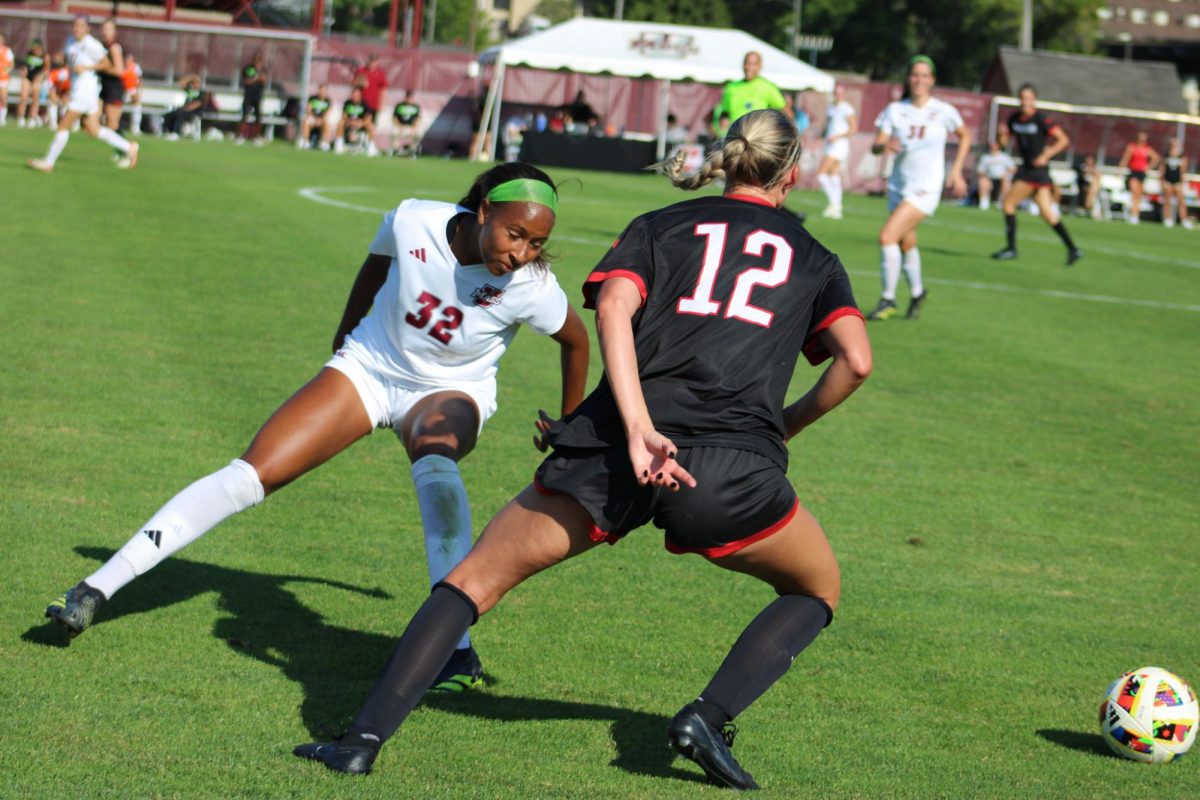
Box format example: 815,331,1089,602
1032,154,1049,167
948,172,968,198
532,409,555,452
885,136,903,154
627,429,696,492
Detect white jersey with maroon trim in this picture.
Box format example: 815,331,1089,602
351,199,569,388
65,34,106,100
875,97,964,197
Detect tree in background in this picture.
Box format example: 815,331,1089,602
731,0,1104,88
586,0,732,30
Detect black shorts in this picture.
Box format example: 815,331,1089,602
1127,171,1146,185
242,91,263,121
534,445,798,557
100,78,125,105
1163,168,1182,185
1015,165,1052,187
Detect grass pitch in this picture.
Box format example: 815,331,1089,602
1,130,1198,799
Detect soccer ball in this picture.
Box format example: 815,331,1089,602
1099,666,1198,763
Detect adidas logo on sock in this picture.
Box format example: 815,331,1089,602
409,248,427,262
143,529,163,547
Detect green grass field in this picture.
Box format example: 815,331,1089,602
1,130,1197,799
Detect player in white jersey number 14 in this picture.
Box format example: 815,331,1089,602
866,55,970,322
27,15,137,173
44,163,590,692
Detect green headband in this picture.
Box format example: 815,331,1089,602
909,54,936,76
486,179,558,213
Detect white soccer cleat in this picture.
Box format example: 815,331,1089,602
27,158,53,173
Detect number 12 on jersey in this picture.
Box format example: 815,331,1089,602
676,223,793,328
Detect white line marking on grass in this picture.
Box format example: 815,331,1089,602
300,188,1197,312
847,271,1200,313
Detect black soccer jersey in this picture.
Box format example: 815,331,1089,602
307,95,331,117
1007,110,1059,163
551,194,861,469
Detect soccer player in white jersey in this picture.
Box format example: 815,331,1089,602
817,84,857,219
45,162,590,691
865,55,970,321
28,16,138,173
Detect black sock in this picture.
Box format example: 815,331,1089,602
1052,221,1077,251
1004,214,1017,250
696,594,832,722
345,583,478,743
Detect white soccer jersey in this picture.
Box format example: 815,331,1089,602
875,97,964,196
65,34,106,99
826,100,856,140
350,199,570,388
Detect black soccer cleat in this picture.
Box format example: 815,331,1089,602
293,739,379,775
991,248,1018,261
906,291,928,320
866,298,897,321
428,645,484,693
668,705,760,790
45,582,107,638
1066,248,1083,266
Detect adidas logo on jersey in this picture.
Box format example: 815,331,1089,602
143,529,163,547
409,248,427,262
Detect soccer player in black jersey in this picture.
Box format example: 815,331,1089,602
992,84,1082,265
294,109,872,790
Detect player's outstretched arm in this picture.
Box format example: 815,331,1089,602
595,276,695,491
948,124,972,196
331,253,391,353
782,315,872,440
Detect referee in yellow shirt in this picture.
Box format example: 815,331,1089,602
713,51,788,130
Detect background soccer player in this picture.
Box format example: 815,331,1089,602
1117,130,1161,226
991,83,1081,264
866,55,970,321
817,84,858,219
28,16,137,173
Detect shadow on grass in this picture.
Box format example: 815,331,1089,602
1035,728,1120,759
21,546,704,784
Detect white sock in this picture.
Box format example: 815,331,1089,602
880,243,902,301
411,454,473,650
86,459,265,599
980,195,990,210
0,108,7,124
902,248,924,297
131,104,143,134
817,173,833,205
48,105,58,127
45,130,70,165
97,126,131,154
829,175,843,209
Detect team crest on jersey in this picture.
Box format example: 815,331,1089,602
472,283,505,307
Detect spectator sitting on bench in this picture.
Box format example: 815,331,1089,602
390,90,421,156
328,87,375,154
163,74,203,140
299,83,332,150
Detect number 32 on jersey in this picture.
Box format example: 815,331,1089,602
676,223,793,328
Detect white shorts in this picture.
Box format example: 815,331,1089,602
326,336,498,438
887,183,942,217
823,138,849,162
67,88,99,116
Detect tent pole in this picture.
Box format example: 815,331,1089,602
656,78,671,161
487,61,506,161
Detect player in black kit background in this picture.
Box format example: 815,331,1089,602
293,108,873,791
992,83,1082,265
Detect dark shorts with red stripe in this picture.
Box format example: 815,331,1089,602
1015,165,1053,188
534,445,798,558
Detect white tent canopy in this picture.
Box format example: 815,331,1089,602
480,18,834,91
475,18,834,160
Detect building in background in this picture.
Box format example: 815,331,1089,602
1098,1,1200,113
